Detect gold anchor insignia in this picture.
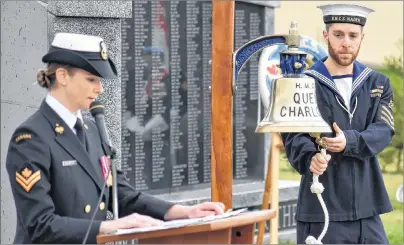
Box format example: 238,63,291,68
55,123,64,134
100,41,108,60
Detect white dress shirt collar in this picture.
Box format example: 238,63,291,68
45,93,83,133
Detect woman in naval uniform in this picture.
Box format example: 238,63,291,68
5,33,224,244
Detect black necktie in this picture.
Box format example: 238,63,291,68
74,118,86,148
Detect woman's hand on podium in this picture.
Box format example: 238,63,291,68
100,213,164,233
186,202,225,218
163,202,225,220
99,202,226,233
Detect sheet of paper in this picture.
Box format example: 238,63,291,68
198,208,248,222
112,208,248,235
112,217,206,235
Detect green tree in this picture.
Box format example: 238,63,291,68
376,37,403,173
384,37,403,73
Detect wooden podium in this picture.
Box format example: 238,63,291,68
96,210,275,244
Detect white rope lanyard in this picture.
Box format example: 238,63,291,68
305,141,331,244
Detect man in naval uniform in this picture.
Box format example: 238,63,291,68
5,33,224,244
281,4,394,244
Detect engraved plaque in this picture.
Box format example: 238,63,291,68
121,1,266,192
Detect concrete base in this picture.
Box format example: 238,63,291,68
257,229,296,244
153,180,300,244
154,180,299,207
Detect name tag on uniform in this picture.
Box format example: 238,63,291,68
62,160,78,167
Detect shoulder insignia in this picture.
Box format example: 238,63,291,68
388,99,394,109
15,167,41,192
380,103,395,130
55,123,64,135
15,134,32,143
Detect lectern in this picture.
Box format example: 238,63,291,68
96,210,275,244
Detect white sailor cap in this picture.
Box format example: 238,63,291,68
317,4,374,26
42,33,117,79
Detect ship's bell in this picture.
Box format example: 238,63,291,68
256,21,332,133
256,72,332,133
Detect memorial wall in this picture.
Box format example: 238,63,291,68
120,0,266,194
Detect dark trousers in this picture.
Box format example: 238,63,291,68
297,215,389,244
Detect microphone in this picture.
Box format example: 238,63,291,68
89,101,119,220
89,101,115,158
90,101,119,219
82,101,119,244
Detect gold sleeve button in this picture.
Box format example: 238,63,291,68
99,202,105,211
85,205,91,213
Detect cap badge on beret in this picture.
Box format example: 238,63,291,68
100,41,108,60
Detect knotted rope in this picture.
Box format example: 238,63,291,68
305,140,331,244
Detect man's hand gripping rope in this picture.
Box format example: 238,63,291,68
305,137,331,244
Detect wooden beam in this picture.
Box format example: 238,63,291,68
256,146,273,244
210,0,234,210
269,133,282,244
257,133,283,244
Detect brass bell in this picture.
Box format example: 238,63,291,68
256,71,332,133
256,21,332,134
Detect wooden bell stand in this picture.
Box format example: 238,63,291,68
210,1,280,243
211,0,281,243
256,132,284,244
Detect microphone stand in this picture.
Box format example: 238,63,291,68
101,141,119,220
82,140,118,244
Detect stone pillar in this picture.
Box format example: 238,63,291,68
1,1,49,242
1,2,131,242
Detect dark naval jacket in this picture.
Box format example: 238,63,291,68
6,101,175,244
281,58,394,222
